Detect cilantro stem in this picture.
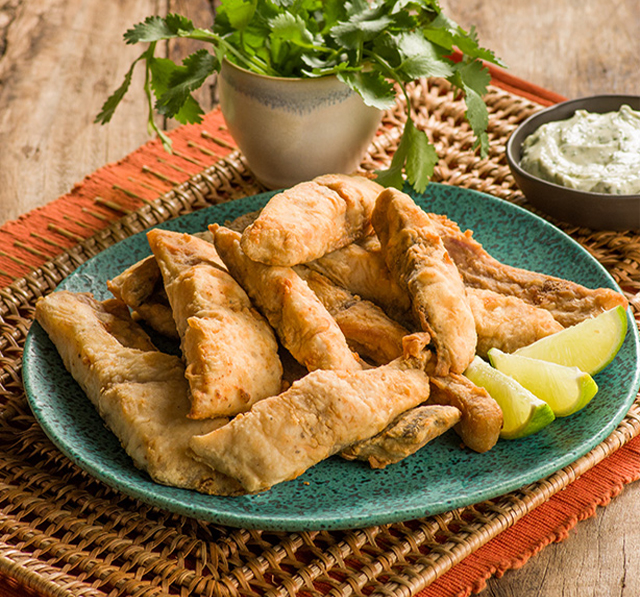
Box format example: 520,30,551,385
180,29,275,76
143,43,172,151
366,50,414,122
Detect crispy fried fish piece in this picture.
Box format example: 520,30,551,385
372,188,477,376
189,356,430,493
212,224,362,373
107,231,215,339
430,213,628,327
340,404,461,469
309,241,564,357
147,229,283,419
34,291,243,495
428,371,502,454
240,174,384,266
108,254,161,310
308,241,414,327
469,287,564,356
108,255,179,339
400,333,502,453
295,266,408,365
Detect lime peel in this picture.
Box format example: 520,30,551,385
464,356,555,440
488,348,598,417
513,305,627,375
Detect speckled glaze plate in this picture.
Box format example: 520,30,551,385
23,184,640,532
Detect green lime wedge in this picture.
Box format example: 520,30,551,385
464,356,555,440
513,305,627,375
488,348,598,417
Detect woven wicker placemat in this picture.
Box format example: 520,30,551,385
1,78,639,597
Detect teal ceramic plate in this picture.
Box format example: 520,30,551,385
23,184,640,532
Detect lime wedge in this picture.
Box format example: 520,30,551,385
513,305,627,375
464,356,555,440
488,348,598,417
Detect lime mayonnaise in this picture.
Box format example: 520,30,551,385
520,104,640,195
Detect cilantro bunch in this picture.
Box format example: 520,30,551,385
97,0,502,192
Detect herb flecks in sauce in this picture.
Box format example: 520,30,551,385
520,105,640,195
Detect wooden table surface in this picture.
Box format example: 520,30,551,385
1,1,639,596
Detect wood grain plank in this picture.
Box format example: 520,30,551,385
0,0,161,223
440,0,640,99
482,481,640,597
165,0,218,131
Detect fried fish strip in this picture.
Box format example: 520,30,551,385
295,266,408,365
469,287,564,356
310,241,566,356
430,213,628,326
240,174,384,266
399,332,502,454
372,188,477,376
34,291,242,495
428,371,503,454
108,255,179,338
341,404,461,469
108,254,161,309
308,241,414,327
212,225,362,372
107,231,214,339
189,356,430,493
147,229,283,418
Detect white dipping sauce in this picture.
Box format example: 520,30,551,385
520,104,640,195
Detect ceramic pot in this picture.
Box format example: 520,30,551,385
218,59,382,189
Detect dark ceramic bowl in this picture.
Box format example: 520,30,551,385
506,95,640,230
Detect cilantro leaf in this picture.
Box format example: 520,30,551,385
330,4,395,49
269,12,315,47
450,59,491,154
423,14,505,67
344,0,372,17
219,0,259,33
320,0,347,33
95,50,148,124
373,31,453,82
456,58,491,97
268,13,319,73
404,120,438,192
374,146,406,190
270,0,295,7
151,50,218,123
376,119,437,192
124,14,194,44
337,70,396,111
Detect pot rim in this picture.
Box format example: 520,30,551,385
221,56,340,84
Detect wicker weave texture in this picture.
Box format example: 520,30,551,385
0,79,639,597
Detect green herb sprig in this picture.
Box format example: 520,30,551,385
96,0,503,192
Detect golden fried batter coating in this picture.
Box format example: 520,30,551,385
148,229,282,419
212,225,362,373
35,291,242,495
240,174,383,266
190,356,430,493
372,188,477,376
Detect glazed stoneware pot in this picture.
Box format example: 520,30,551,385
218,59,382,189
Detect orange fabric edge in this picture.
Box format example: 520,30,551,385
486,63,568,106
